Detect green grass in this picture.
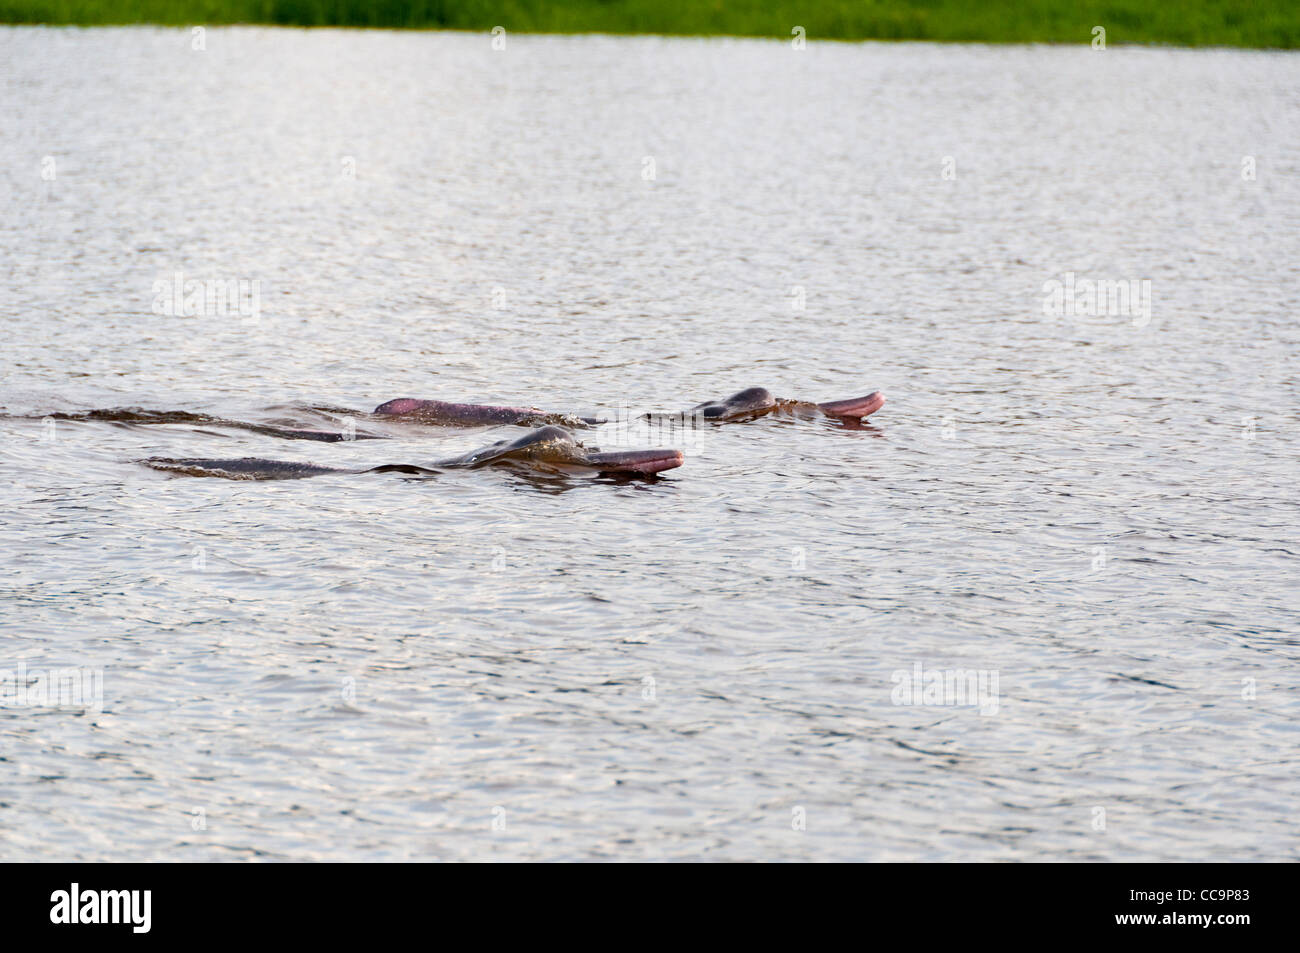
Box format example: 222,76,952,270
2,0,1297,49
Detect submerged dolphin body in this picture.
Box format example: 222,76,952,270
222,398,606,441
30,386,882,444
142,426,684,480
372,398,602,428
375,387,886,428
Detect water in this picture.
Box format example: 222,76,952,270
1,27,1297,861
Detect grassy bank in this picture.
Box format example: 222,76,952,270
1,1,1297,49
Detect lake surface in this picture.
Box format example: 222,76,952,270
1,27,1297,861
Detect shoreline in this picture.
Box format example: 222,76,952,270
2,1,1297,50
